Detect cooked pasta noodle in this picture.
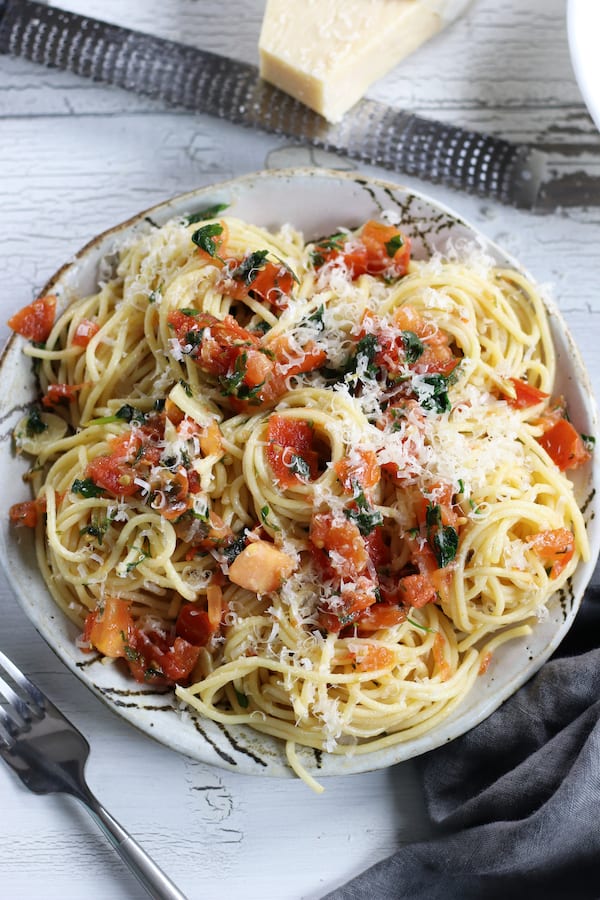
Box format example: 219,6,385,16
10,210,590,788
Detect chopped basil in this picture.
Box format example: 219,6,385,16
179,379,192,397
125,544,150,572
80,515,110,545
346,333,380,381
457,479,465,494
86,404,145,426
260,505,281,532
219,352,247,396
191,222,224,257
344,488,383,536
432,525,459,568
385,233,404,258
184,329,203,349
154,398,166,412
305,304,325,332
148,287,162,304
288,453,311,480
234,688,249,708
407,617,435,633
582,434,596,452
401,331,424,365
180,308,200,317
231,250,269,285
26,406,47,437
222,533,248,565
415,373,451,414
253,320,272,335
183,202,229,225
72,478,104,498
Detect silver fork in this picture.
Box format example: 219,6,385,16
0,648,187,900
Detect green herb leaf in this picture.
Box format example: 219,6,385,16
260,505,281,532
305,304,325,332
179,379,192,398
191,223,224,257
407,617,435,633
414,373,451,414
581,434,596,452
219,352,247,397
432,525,458,568
180,308,200,317
288,453,311,480
402,331,424,365
346,333,380,381
72,478,104,498
385,233,404,257
222,533,248,565
184,202,229,225
26,406,47,437
344,488,383,536
231,250,269,285
234,688,249,708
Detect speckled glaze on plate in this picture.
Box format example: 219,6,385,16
1,168,598,778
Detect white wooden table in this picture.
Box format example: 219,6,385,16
1,1,599,897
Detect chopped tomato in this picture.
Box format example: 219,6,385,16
267,415,318,488
537,417,591,471
310,513,368,579
9,498,46,528
312,234,369,278
272,337,327,376
86,598,134,658
8,294,56,342
359,220,411,278
527,528,575,578
334,450,380,494
199,421,223,457
433,632,451,681
397,573,437,608
223,259,294,309
194,220,229,263
356,603,406,633
340,576,379,617
176,604,219,646
312,221,411,280
350,644,395,672
159,638,201,682
364,526,390,570
85,455,138,497
505,377,549,409
150,466,191,521
42,382,86,408
73,319,100,347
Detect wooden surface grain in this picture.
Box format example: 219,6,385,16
1,1,599,897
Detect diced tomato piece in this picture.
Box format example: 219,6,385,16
360,220,411,277
176,604,219,646
223,260,294,309
86,598,134,658
9,498,46,528
42,382,86,408
505,377,549,409
537,417,591,471
397,573,437,608
244,348,274,386
527,528,575,578
85,455,138,496
334,450,380,493
356,603,406,633
310,513,368,579
266,415,319,488
194,220,229,263
160,637,201,682
273,337,327,377
312,235,369,278
340,576,379,617
433,632,451,681
364,526,390,570
73,319,100,347
8,294,56,342
350,644,395,672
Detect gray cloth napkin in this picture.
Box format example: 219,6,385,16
324,585,600,900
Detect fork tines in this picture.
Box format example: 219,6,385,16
0,649,46,749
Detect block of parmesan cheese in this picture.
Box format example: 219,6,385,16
259,0,472,123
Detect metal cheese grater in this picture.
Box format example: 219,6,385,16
0,0,548,208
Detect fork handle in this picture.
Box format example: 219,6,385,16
80,795,188,900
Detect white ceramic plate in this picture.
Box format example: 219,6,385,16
568,0,600,131
1,168,598,778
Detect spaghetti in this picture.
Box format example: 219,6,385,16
8,210,591,787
